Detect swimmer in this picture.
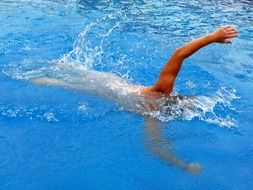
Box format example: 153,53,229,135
34,26,238,103
33,26,238,173
143,26,237,174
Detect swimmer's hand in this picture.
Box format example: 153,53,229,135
211,26,238,44
186,162,202,175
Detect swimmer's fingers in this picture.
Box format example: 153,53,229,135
225,28,238,34
226,27,237,32
226,27,238,36
187,162,202,175
223,25,237,32
213,26,238,44
222,34,238,44
223,27,238,35
226,30,238,36
227,33,238,38
224,32,238,44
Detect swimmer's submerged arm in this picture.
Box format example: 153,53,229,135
144,118,201,174
147,26,238,94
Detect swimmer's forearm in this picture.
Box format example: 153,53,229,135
175,26,238,59
174,34,215,59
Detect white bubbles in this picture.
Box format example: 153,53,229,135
0,104,58,122
78,104,87,111
43,112,58,122
185,81,196,89
144,88,239,128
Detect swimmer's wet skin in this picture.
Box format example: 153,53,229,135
33,78,64,86
141,26,238,96
32,26,238,174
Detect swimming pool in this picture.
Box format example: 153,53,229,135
0,0,253,189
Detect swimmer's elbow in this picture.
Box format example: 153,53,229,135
173,47,190,60
173,48,184,59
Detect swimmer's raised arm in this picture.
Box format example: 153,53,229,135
142,26,238,95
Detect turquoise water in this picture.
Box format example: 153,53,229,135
0,0,253,189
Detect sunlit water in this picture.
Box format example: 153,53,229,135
0,0,253,190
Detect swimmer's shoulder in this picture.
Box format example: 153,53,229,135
140,86,170,98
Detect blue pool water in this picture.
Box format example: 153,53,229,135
0,0,253,189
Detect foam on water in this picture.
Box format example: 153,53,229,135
147,88,239,127
1,13,239,128
0,104,58,122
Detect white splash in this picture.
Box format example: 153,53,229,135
145,87,239,127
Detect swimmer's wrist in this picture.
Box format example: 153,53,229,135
207,33,217,43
